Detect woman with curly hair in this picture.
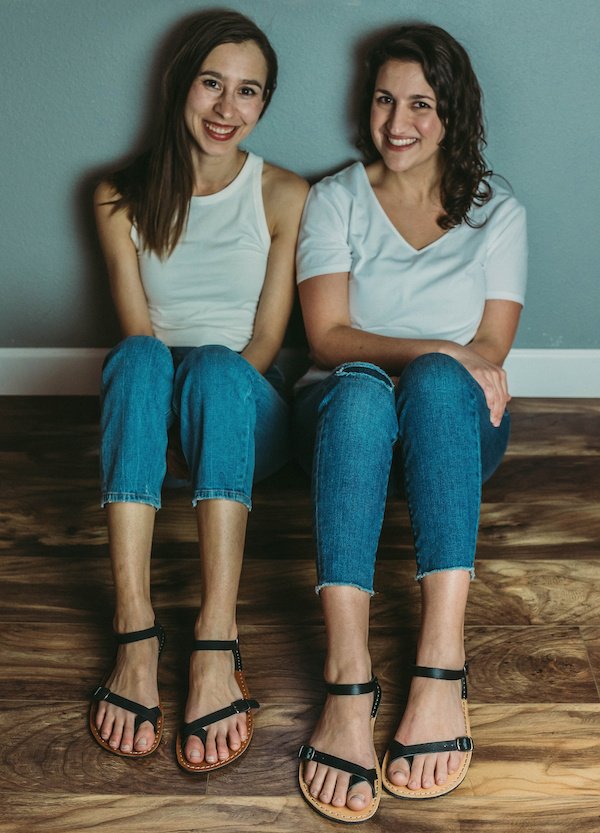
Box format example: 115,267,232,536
295,23,526,822
89,9,307,770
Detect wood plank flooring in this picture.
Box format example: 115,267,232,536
0,396,599,832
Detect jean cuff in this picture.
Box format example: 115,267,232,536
315,581,375,597
192,489,252,511
101,492,161,510
416,566,475,582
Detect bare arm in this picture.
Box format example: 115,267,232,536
241,167,308,374
299,273,522,426
94,181,153,338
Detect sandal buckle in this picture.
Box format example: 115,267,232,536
92,686,108,700
299,745,315,761
231,699,246,714
457,736,473,752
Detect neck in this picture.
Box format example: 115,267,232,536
376,159,443,206
190,148,247,196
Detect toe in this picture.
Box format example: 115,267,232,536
204,729,219,764
309,763,327,798
408,756,425,790
331,772,350,807
347,780,370,811
133,720,154,753
120,718,135,753
421,754,436,789
108,717,124,750
388,756,410,786
185,736,205,764
303,760,317,785
435,752,449,785
216,727,231,761
448,750,462,774
318,768,338,805
227,723,242,752
237,714,248,742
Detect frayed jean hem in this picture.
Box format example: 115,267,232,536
315,581,375,596
416,565,475,582
101,492,161,510
192,489,252,511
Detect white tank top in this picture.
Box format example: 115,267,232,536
132,152,271,349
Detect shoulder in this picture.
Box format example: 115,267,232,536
94,179,121,207
468,177,526,232
310,162,364,201
262,160,309,205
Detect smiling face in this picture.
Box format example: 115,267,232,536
370,60,445,178
184,40,268,158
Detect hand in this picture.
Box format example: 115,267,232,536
444,345,511,428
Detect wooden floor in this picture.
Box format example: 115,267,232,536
0,396,599,832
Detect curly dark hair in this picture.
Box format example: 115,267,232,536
357,23,492,228
107,9,278,257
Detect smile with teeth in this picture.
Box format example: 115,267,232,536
386,136,419,148
203,120,238,140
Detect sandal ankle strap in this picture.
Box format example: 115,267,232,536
114,620,165,652
413,664,468,699
326,676,381,718
191,638,243,671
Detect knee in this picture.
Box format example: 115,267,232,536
102,336,172,386
398,353,471,405
320,362,396,435
177,345,252,396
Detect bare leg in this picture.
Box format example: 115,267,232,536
387,569,470,789
302,587,377,811
94,503,159,754
182,499,250,765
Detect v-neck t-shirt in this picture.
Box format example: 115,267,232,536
296,162,527,361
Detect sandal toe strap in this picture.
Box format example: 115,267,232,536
298,745,377,797
182,697,259,744
92,686,162,731
388,735,473,764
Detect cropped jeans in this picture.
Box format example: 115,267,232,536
100,336,290,511
293,353,510,593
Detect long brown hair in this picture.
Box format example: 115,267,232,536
357,23,492,228
107,9,278,257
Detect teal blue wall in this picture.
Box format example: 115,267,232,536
1,0,598,347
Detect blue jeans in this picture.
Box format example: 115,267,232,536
100,336,290,510
293,353,510,592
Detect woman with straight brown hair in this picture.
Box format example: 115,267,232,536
89,9,307,773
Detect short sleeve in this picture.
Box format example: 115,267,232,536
296,178,353,284
484,201,527,306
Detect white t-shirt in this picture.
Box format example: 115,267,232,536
132,152,270,350
296,162,527,384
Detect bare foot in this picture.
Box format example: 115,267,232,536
387,665,467,790
182,645,250,765
302,680,377,812
94,626,161,754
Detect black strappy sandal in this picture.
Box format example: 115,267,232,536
175,638,259,772
298,677,382,824
89,620,165,758
382,664,473,799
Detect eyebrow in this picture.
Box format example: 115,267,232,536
198,70,264,89
375,87,436,101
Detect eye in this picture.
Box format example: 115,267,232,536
375,94,394,106
202,78,220,90
413,100,433,110
239,86,257,97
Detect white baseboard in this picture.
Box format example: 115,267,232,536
0,347,598,397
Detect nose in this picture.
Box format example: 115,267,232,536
387,102,411,134
215,88,235,119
